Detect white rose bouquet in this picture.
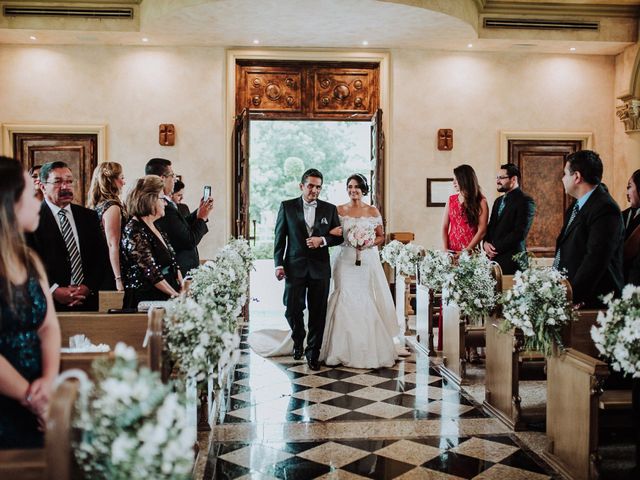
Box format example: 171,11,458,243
591,285,640,377
418,249,452,291
442,251,498,323
73,343,195,480
380,240,405,268
500,266,574,356
346,224,376,265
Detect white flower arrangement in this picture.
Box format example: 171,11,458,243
418,249,452,291
380,240,405,268
500,266,574,356
163,296,241,384
442,251,498,323
591,284,640,377
73,343,195,480
395,243,424,277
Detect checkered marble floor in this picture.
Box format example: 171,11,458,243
204,328,557,479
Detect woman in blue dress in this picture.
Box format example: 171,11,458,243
0,156,61,448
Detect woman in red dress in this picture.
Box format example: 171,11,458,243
441,164,489,254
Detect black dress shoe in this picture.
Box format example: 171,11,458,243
293,346,303,361
307,358,321,371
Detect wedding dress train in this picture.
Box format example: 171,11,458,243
319,216,400,369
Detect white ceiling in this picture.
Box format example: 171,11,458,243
0,0,638,55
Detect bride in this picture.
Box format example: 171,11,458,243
319,173,401,369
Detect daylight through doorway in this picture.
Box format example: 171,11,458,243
249,120,371,330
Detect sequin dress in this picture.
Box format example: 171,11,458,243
447,194,477,252
121,218,180,308
0,274,47,448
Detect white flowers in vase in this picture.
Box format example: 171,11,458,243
500,266,574,356
591,284,640,377
395,243,424,277
73,343,195,480
442,251,498,323
418,249,452,291
380,240,405,268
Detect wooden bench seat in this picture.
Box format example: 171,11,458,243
0,448,46,480
599,389,633,411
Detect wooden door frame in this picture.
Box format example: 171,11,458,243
1,123,107,162
225,49,391,240
499,130,593,168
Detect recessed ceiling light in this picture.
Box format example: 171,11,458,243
362,40,369,46
29,35,37,41
467,43,473,48
142,37,149,43
253,39,260,44
570,47,576,51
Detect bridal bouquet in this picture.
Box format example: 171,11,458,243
499,266,574,356
346,225,376,266
73,343,195,479
418,249,452,291
442,251,498,323
591,285,640,377
163,296,240,384
380,240,405,268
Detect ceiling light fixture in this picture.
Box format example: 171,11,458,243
29,35,37,40
467,43,473,48
362,40,369,46
570,47,576,51
142,37,149,43
253,39,260,44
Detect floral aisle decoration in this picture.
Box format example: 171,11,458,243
418,249,452,291
395,243,424,277
346,224,376,266
380,240,405,268
73,343,195,480
163,296,240,384
591,285,640,377
499,266,574,356
442,251,498,323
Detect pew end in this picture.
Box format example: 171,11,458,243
45,378,81,480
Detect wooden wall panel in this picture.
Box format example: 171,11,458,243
313,68,373,114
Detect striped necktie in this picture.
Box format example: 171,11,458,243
553,203,580,269
58,209,84,285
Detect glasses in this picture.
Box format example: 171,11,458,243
45,179,75,187
162,172,176,179
496,175,511,180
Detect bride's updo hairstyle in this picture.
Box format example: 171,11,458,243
347,173,369,196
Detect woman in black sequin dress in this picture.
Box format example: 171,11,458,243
121,175,182,309
0,156,61,448
87,162,127,292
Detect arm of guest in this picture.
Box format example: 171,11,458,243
103,204,124,291
160,205,208,251
492,196,536,254
441,199,450,250
465,198,489,251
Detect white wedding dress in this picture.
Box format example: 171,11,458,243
319,215,400,369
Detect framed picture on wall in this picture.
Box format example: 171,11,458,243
426,178,453,207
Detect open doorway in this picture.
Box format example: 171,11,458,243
249,120,371,330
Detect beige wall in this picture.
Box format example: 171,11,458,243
390,49,616,247
0,44,620,254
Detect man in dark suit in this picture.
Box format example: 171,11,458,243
483,163,536,274
145,158,213,276
274,169,343,370
27,161,108,311
554,150,624,308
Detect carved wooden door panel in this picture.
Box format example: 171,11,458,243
370,109,385,221
233,109,250,239
508,140,582,256
13,133,97,206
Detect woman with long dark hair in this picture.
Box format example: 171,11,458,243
0,156,60,448
87,161,127,291
623,169,640,284
441,164,488,253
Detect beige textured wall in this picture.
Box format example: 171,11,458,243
0,45,226,260
0,44,619,254
390,49,616,247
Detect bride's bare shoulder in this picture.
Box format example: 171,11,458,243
337,204,350,215
367,205,381,217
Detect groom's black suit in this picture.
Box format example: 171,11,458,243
274,197,342,361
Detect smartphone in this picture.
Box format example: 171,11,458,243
203,185,212,200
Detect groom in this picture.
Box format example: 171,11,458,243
274,168,343,370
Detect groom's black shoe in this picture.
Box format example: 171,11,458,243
293,345,304,361
307,358,321,371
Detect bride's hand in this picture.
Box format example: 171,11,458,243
329,226,343,236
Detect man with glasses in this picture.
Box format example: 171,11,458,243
483,163,536,274
145,158,213,275
554,150,624,308
27,161,108,311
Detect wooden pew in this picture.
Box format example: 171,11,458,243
483,300,600,430
415,285,440,356
44,378,81,480
98,290,124,312
438,264,503,386
0,449,46,480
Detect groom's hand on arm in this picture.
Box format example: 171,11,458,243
306,236,325,249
